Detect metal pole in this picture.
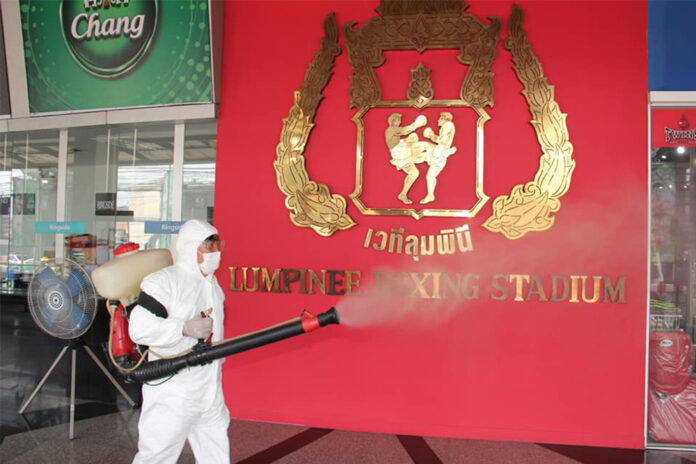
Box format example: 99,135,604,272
18,345,70,414
82,344,136,407
69,348,76,440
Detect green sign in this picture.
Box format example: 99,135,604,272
21,0,212,113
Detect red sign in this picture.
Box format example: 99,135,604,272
216,0,648,449
652,109,696,147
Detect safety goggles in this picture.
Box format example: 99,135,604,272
199,234,225,252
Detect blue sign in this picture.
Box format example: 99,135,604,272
145,221,184,234
36,221,86,234
649,0,696,90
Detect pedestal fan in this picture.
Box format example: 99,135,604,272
18,257,136,439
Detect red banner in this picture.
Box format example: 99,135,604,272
652,109,696,147
216,0,648,449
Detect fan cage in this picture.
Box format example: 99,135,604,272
27,258,98,340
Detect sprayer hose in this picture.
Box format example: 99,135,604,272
124,319,308,383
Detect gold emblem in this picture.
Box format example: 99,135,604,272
273,14,355,237
481,5,575,239
385,112,457,205
275,2,574,239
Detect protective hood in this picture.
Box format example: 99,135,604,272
175,219,218,273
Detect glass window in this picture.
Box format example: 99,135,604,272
0,119,218,293
648,109,696,446
113,124,175,251
0,131,60,291
183,120,217,223
65,126,116,268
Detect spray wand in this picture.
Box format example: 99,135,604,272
122,307,340,383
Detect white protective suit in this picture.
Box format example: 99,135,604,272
129,219,229,464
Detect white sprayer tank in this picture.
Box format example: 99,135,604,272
92,243,173,303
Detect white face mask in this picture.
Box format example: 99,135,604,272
199,251,221,275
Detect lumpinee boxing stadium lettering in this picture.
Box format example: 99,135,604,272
229,267,627,303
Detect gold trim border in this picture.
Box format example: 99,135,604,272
482,4,575,239
350,104,490,220
273,13,356,237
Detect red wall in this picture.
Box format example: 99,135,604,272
216,0,648,448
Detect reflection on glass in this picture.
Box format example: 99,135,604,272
115,124,174,250
0,120,217,294
0,131,59,291
184,121,217,223
648,144,696,445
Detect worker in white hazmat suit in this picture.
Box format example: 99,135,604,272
129,219,230,464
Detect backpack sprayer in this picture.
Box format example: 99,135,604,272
91,243,339,383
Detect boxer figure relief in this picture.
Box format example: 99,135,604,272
384,112,457,205
421,112,457,204
385,113,430,204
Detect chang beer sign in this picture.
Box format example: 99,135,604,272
60,0,159,78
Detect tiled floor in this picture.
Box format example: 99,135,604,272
2,407,695,464
0,410,645,464
3,294,696,463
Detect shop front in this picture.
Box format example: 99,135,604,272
646,1,696,450
0,0,223,290
0,0,223,425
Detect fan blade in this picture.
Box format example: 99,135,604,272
35,267,60,286
39,305,58,327
70,306,89,337
66,269,88,297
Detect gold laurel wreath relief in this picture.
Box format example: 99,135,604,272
274,13,356,237
482,4,575,240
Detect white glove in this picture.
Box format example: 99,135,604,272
183,312,213,339
414,115,427,127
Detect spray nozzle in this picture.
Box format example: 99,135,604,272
299,307,340,333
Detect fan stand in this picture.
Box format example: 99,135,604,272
18,338,137,440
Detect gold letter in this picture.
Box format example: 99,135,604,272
437,229,456,255
508,274,530,301
229,267,242,291
581,276,602,303
363,228,373,248
569,275,581,303
550,275,568,302
404,235,420,261
243,267,260,292
260,268,280,293
526,275,548,302
409,272,431,299
463,273,480,300
345,270,361,296
389,228,405,254
603,276,626,303
374,271,391,297
441,273,461,299
455,225,473,252
282,269,300,293
421,235,435,257
327,270,346,295
431,272,441,299
299,269,309,294
490,274,509,300
308,269,326,295
373,231,387,251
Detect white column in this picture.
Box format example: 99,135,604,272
170,122,185,251
55,128,68,260
172,122,185,221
